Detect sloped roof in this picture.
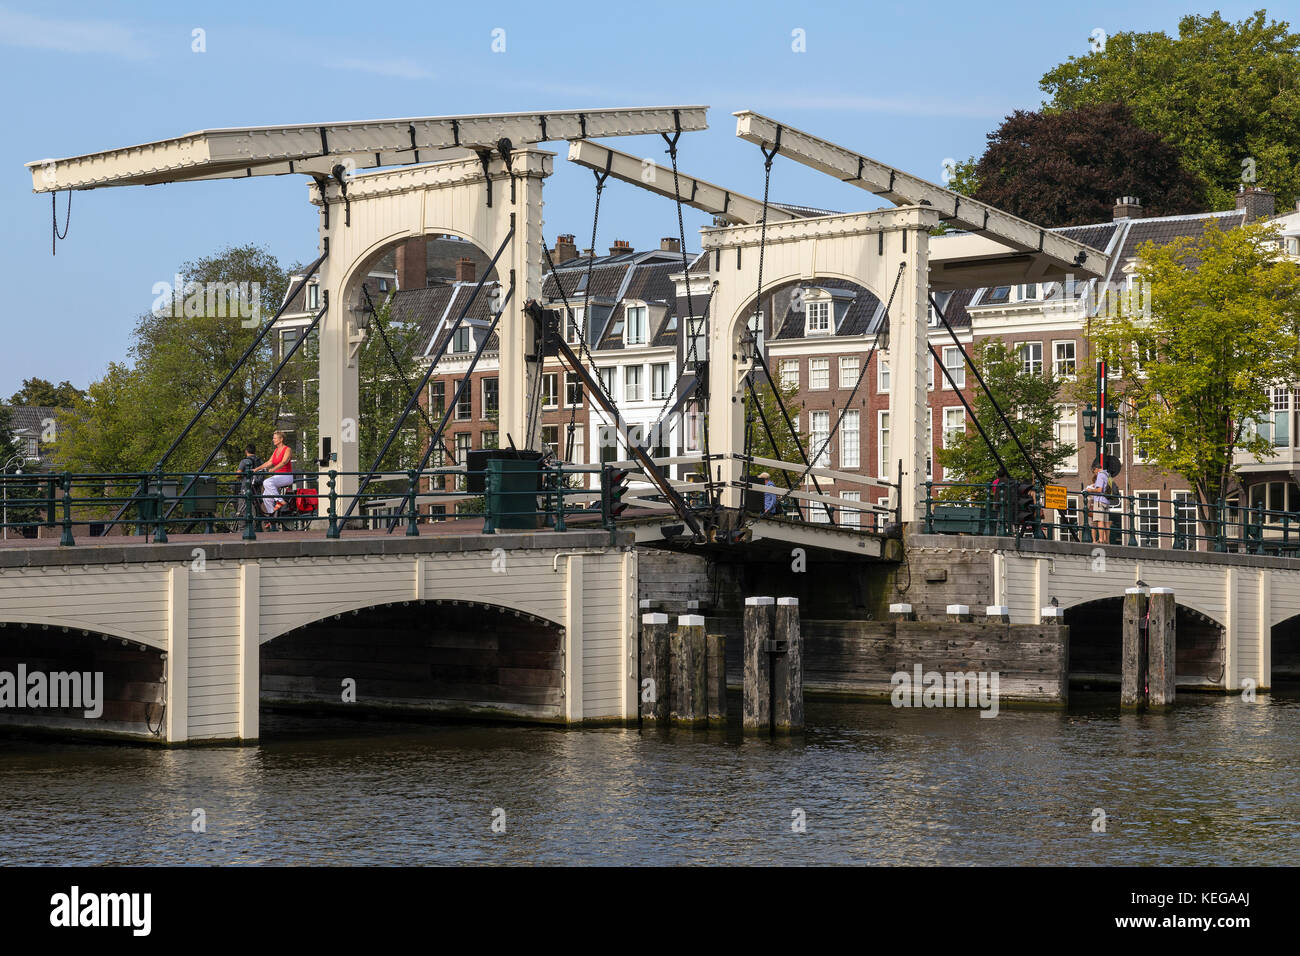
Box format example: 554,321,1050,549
1116,209,1244,264
773,278,884,341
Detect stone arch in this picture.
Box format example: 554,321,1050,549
1270,611,1300,683
1064,596,1226,688
259,598,566,723
0,616,164,653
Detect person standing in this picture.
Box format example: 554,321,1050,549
760,471,777,515
257,431,294,515
1086,463,1111,542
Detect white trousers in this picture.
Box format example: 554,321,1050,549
262,473,295,514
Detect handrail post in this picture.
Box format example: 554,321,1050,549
326,470,339,539
405,469,420,537
152,468,168,543
924,480,934,533
45,475,56,531
243,472,257,541
1126,492,1138,547
59,473,74,546
483,465,496,535
1214,499,1226,552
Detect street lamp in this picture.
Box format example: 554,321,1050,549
2,453,23,541
1081,404,1120,444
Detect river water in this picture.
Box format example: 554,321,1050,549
1,690,1295,865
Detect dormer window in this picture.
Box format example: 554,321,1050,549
306,283,320,310
452,327,471,353
625,305,648,345
806,299,832,335
566,307,583,345
1012,283,1039,303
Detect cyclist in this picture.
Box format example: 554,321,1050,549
256,431,294,515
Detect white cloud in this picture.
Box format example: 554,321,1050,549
334,57,434,81
0,7,151,59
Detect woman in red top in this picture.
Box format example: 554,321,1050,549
257,430,294,515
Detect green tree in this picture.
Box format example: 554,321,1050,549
745,376,809,488
967,104,1206,227
1040,11,1300,210
7,378,86,407
935,339,1075,493
1088,220,1300,524
52,245,291,476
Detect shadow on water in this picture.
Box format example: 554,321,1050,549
1,688,1296,865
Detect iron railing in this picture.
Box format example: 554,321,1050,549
923,480,1300,555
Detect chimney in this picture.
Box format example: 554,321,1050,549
609,239,633,256
660,237,681,253
1236,185,1276,221
455,256,476,283
1112,196,1142,221
551,234,578,264
396,236,428,290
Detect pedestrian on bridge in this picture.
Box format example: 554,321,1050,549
760,472,777,515
257,431,294,515
1086,464,1111,542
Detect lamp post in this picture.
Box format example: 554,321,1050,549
2,453,23,541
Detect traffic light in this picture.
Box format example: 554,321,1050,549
601,466,631,524
1014,480,1037,530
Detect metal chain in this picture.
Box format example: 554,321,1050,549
51,190,71,255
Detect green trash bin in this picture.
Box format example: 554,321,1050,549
485,457,542,530
181,475,219,516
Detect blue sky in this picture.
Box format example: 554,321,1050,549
0,0,1279,396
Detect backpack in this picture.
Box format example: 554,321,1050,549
1105,476,1119,498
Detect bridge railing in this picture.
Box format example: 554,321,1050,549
0,463,612,546
923,480,1300,556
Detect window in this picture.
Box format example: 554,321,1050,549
840,491,861,529
806,300,831,335
747,311,765,354
1131,410,1151,464
1135,491,1159,547
454,379,472,420
941,346,964,389
841,410,860,469
565,372,583,408
452,326,471,354
625,305,648,345
684,408,701,453
625,424,646,454
1173,491,1197,549
926,411,933,479
566,307,584,345
481,378,498,420
927,357,935,391
878,357,890,394
598,424,620,464
839,356,859,389
1013,283,1039,302
428,381,445,420
942,407,966,449
624,365,643,402
780,359,800,390
378,278,389,293
542,373,559,410
685,317,707,367
1056,494,1082,541
1261,386,1292,447
454,433,471,490
651,363,671,400
1053,341,1076,380
482,430,498,450
650,422,670,460
878,411,891,479
1055,404,1078,473
280,327,301,355
567,425,585,464
809,358,830,390
541,425,560,457
597,367,615,401
306,283,320,310
1018,342,1043,376
810,410,831,468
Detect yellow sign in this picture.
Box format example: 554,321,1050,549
1043,484,1068,511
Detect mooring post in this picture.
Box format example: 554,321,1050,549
743,596,774,732
1147,588,1176,707
671,615,706,725
1121,588,1149,709
706,632,727,722
639,613,670,723
772,597,804,733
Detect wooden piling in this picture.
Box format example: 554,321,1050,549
639,613,670,723
1121,588,1149,709
1147,588,1177,707
743,597,774,732
672,615,707,725
772,597,804,733
706,632,727,722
